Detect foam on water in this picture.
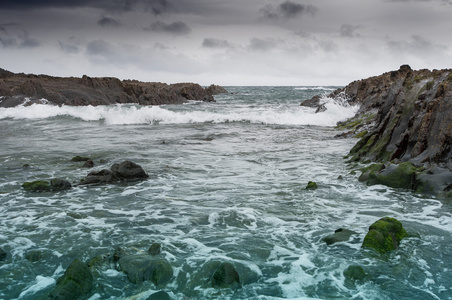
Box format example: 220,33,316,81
0,95,358,127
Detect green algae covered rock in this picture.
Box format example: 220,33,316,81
366,162,420,190
305,181,318,190
22,178,71,192
362,217,408,254
118,254,173,287
22,180,52,192
146,291,172,300
49,259,93,300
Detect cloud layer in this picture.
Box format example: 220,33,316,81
0,0,451,85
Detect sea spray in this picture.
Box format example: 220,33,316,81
0,94,358,127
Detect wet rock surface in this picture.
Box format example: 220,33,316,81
305,65,452,196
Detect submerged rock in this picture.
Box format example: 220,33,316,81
148,243,162,256
362,217,408,254
49,259,93,300
22,178,72,192
146,291,172,300
343,265,366,282
71,155,90,162
0,247,7,261
323,228,357,245
210,262,241,289
25,250,43,262
118,254,173,287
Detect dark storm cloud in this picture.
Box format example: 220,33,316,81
202,38,234,49
261,1,318,20
0,27,40,48
144,21,191,35
97,17,121,27
0,0,170,14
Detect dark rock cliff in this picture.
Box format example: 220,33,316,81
303,65,452,197
0,68,223,107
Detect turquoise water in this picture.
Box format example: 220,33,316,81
0,87,451,299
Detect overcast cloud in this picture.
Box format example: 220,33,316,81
0,0,451,85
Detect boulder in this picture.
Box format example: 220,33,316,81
211,262,240,289
148,243,161,256
110,160,149,181
362,217,408,254
323,228,357,245
146,291,172,300
81,169,114,185
118,254,173,287
305,181,318,190
22,178,71,192
49,259,93,300
366,162,421,190
343,265,366,282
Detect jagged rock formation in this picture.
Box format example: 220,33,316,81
303,65,452,196
0,68,223,107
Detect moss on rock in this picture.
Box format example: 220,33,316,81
362,217,408,254
49,259,93,300
366,162,420,190
22,180,52,192
306,181,318,190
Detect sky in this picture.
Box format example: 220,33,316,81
0,0,451,86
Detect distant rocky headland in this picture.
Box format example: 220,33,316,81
303,65,452,198
0,68,227,107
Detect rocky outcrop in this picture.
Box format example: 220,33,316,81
0,68,222,107
305,65,452,196
205,84,228,95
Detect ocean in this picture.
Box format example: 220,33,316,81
0,86,451,299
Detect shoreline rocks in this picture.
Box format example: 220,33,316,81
79,160,149,185
362,217,408,254
305,65,452,197
0,68,226,107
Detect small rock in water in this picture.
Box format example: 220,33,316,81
211,262,240,289
323,228,357,245
71,155,90,162
305,181,318,190
49,259,93,299
148,243,161,256
25,250,43,262
83,159,94,168
343,265,366,282
118,254,173,287
0,247,7,261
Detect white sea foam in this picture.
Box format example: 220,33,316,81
0,97,358,127
18,275,55,299
294,86,336,91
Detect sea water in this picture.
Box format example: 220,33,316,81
0,86,451,299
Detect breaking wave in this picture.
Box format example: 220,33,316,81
0,96,358,127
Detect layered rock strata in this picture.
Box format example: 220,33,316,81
303,65,452,196
0,68,222,107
